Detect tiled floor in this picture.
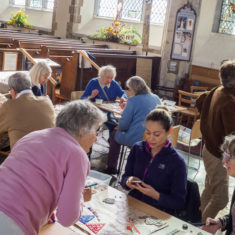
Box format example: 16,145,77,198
90,129,235,220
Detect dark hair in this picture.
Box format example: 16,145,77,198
146,108,173,131
219,60,235,88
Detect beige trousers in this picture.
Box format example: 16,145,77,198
200,146,229,222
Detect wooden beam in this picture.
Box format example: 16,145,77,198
19,48,57,86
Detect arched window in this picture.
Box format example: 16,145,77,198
94,0,168,25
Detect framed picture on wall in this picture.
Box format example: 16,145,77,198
2,52,18,71
171,4,196,61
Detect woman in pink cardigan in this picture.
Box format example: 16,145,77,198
0,100,106,235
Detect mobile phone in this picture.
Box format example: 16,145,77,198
131,180,142,184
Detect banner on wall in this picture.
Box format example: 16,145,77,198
171,4,196,61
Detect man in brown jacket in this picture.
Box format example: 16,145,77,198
0,72,55,149
196,60,235,222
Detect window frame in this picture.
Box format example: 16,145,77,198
9,0,54,11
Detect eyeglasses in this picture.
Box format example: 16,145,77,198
223,152,235,162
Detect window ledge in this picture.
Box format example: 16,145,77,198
93,16,164,26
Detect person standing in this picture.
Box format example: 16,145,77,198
196,60,235,222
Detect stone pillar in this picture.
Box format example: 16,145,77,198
159,0,201,97
52,0,83,38
67,0,83,38
51,0,58,34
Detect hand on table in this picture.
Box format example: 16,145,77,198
126,176,142,189
90,89,99,99
119,97,127,109
83,187,92,202
135,181,160,200
202,218,222,234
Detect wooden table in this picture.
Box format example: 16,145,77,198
38,176,209,235
39,223,76,235
94,101,123,116
74,184,210,235
164,105,188,114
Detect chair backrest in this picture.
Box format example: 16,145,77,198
169,125,180,148
71,91,84,100
190,86,208,93
190,119,202,140
178,90,200,107
177,179,202,223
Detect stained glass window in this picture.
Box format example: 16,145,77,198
219,0,235,35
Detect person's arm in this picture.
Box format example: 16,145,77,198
118,99,134,131
80,79,99,100
222,102,235,135
195,92,209,113
0,102,9,135
156,158,187,210
121,145,137,190
114,81,127,99
56,152,90,226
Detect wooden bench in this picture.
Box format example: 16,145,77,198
189,65,220,89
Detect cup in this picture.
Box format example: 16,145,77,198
95,98,103,104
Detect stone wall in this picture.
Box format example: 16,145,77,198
159,0,201,98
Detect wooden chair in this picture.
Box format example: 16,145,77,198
71,90,84,100
190,85,208,93
178,90,200,127
169,125,180,148
0,133,10,159
177,120,202,172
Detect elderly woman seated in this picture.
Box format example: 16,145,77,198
0,100,106,235
81,65,127,133
29,61,52,96
104,76,161,174
121,108,187,215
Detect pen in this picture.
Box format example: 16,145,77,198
193,222,217,226
148,225,169,234
85,183,98,188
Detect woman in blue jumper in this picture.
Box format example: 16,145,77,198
81,65,127,102
81,65,127,133
104,76,161,174
121,108,187,215
29,61,52,96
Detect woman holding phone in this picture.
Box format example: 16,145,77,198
121,108,187,215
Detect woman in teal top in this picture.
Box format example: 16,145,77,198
104,76,161,174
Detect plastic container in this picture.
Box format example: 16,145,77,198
88,170,112,185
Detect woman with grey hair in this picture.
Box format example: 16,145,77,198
81,64,127,134
104,76,161,174
0,100,106,235
29,61,52,96
81,65,126,101
203,134,235,235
